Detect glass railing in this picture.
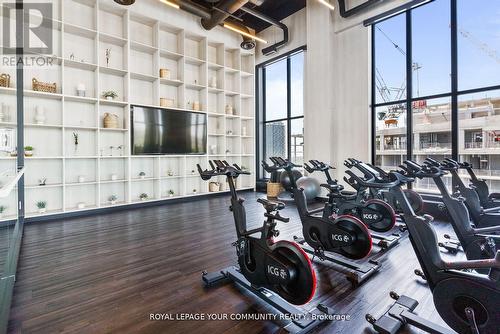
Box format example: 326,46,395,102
418,142,452,150
383,144,407,150
464,141,483,149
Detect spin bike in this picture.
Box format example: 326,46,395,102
458,159,500,208
270,157,378,287
303,159,401,250
402,160,500,272
198,160,332,333
344,158,424,215
426,157,500,228
365,165,500,334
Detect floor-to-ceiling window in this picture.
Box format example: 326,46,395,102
257,48,305,180
371,0,500,193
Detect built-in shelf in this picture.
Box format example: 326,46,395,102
0,0,256,219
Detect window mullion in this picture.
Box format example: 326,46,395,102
406,11,413,164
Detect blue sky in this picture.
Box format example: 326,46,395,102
375,0,500,104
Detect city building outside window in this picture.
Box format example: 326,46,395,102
257,49,305,180
372,0,500,193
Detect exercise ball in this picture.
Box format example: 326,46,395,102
280,170,303,191
296,177,320,201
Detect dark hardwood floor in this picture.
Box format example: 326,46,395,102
7,192,456,334
0,226,13,277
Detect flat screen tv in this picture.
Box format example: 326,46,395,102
131,105,207,155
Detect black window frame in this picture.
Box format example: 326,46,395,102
256,46,306,182
370,0,500,182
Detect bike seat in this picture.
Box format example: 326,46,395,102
320,183,344,193
257,198,285,212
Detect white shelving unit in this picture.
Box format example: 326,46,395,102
0,0,255,220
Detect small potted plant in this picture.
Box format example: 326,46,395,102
24,146,34,157
38,178,47,186
102,90,118,101
0,205,6,218
139,171,146,179
36,200,47,214
168,189,175,197
192,188,197,194
139,193,148,201
109,194,118,205
167,170,174,177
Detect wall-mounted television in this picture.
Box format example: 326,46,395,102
131,105,207,155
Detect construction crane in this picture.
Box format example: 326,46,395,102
458,27,500,65
374,26,423,124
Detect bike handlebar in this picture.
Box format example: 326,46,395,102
304,159,334,173
270,156,301,170
197,160,250,180
402,160,445,179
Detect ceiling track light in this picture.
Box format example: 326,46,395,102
318,0,336,11
222,22,268,44
159,0,180,9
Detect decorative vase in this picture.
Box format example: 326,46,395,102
38,208,46,214
106,96,114,101
110,200,116,205
210,76,217,88
78,175,85,183
159,68,171,79
103,113,119,128
193,101,201,111
160,98,174,108
1,103,10,122
76,83,86,97
225,104,233,115
25,150,33,157
34,106,46,125
77,202,85,209
167,171,173,177
111,174,118,181
209,144,217,155
169,193,174,198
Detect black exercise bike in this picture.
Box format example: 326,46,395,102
426,157,500,228
458,159,500,209
344,158,424,215
304,159,402,250
270,157,378,286
365,165,500,334
198,160,331,332
402,160,500,273
302,159,397,233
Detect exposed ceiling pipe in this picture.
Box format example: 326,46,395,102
201,0,249,30
177,1,211,20
337,0,384,18
238,6,288,56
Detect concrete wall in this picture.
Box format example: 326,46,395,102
256,0,412,183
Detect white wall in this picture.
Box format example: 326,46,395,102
255,8,307,64
257,0,412,182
